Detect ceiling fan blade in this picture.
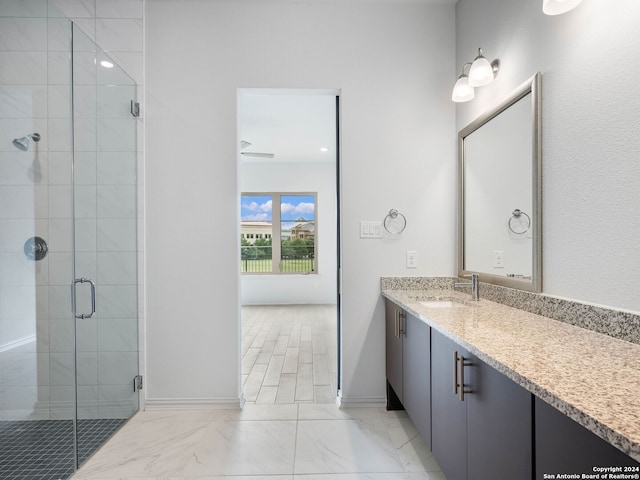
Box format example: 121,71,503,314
241,152,275,158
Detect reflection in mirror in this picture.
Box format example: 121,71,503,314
458,73,542,292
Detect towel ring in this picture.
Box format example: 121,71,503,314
383,209,407,235
508,209,531,235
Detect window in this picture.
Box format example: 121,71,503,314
240,193,317,274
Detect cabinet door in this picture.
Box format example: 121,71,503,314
403,312,431,448
535,397,640,479
467,358,532,480
385,299,403,402
431,329,468,480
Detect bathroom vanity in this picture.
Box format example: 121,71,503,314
382,277,640,480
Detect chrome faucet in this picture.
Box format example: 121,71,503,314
455,273,480,301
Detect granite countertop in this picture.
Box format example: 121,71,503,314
382,287,640,462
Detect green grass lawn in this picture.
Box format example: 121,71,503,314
240,258,314,273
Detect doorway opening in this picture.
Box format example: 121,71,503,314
237,90,341,405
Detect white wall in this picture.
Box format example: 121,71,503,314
455,0,640,311
240,161,337,306
145,0,456,406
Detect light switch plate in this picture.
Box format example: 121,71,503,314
360,221,382,239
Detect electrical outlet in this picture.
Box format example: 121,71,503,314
406,251,418,268
493,250,504,268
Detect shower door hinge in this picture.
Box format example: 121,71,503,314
130,100,140,117
133,374,143,392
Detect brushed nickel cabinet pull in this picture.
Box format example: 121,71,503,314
454,350,460,395
459,354,466,401
459,356,473,401
394,310,399,338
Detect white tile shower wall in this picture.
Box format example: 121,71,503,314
96,0,143,20
0,17,48,51
0,85,48,117
0,51,48,84
0,2,48,17
53,0,95,19
96,18,143,52
0,0,144,420
0,3,50,420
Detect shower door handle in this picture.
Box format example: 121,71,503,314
73,277,96,319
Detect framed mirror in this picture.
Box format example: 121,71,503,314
458,73,542,292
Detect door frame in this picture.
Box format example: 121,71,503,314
236,88,343,402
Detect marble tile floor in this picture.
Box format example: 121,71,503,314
241,305,338,405
71,403,446,480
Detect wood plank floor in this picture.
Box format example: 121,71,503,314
241,304,338,404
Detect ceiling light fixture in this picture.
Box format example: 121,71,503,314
320,147,329,152
451,63,474,103
100,60,114,68
452,48,500,102
240,140,275,158
543,0,583,15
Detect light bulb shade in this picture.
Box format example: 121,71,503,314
468,55,494,87
451,76,475,102
543,0,583,15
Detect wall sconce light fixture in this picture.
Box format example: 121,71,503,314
452,48,500,103
543,0,583,15
451,63,474,102
468,48,500,87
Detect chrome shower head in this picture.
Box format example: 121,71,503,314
12,133,41,151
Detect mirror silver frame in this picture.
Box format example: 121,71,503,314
458,72,542,292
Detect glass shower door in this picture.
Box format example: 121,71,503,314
71,24,139,465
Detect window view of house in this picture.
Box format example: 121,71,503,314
241,193,317,274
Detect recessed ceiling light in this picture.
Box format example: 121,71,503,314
100,60,114,68
320,147,329,152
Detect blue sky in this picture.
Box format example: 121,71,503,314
241,194,315,223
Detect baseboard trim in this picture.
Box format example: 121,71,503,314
144,396,243,410
336,391,386,408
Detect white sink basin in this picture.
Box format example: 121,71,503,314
419,300,468,308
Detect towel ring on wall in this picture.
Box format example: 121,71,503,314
508,209,531,235
383,209,407,235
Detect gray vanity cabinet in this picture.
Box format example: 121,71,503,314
431,329,532,480
402,310,431,445
431,330,468,480
384,299,432,447
535,397,640,479
385,298,404,402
